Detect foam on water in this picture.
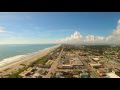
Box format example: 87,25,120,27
0,44,60,67
0,55,26,67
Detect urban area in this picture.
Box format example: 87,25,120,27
5,44,120,78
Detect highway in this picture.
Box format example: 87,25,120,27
43,48,63,78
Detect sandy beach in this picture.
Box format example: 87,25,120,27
0,45,60,76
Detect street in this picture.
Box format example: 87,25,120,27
43,48,63,78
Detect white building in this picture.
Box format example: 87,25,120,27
92,58,100,62
106,72,120,78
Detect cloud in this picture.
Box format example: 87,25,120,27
56,19,120,44
0,26,15,34
57,31,83,44
0,27,6,33
84,35,105,43
0,37,56,44
105,19,120,42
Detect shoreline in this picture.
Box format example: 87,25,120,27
0,44,61,76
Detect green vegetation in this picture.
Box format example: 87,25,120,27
8,55,49,78
50,73,56,78
6,56,48,78
6,67,28,78
31,56,48,66
5,48,59,78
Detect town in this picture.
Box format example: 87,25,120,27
5,44,120,78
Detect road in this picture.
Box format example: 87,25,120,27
82,57,99,78
76,51,99,78
43,48,63,78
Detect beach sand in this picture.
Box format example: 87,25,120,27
0,45,60,76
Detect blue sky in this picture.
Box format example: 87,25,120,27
0,12,120,44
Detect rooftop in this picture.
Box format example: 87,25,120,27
92,58,99,61
106,72,120,78
70,60,83,66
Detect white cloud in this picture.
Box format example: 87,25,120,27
56,19,120,44
85,35,95,42
0,27,6,33
106,19,120,42
0,35,57,44
84,35,105,43
0,26,15,34
56,31,83,44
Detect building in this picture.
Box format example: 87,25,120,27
89,63,102,68
61,64,72,69
82,69,89,73
106,72,120,78
70,57,84,67
32,73,41,78
112,68,120,73
70,59,84,67
97,68,106,77
92,57,100,62
46,60,53,65
38,64,51,68
112,68,120,76
68,53,76,57
80,72,90,78
55,72,63,78
19,67,33,77
73,75,79,78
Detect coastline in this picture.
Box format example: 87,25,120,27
0,44,61,76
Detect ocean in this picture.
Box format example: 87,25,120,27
0,44,57,61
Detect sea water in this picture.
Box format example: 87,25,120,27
0,44,57,61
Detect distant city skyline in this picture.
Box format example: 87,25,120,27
0,12,120,44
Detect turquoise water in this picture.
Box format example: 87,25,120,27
0,44,56,61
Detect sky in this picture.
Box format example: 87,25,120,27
0,12,120,44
